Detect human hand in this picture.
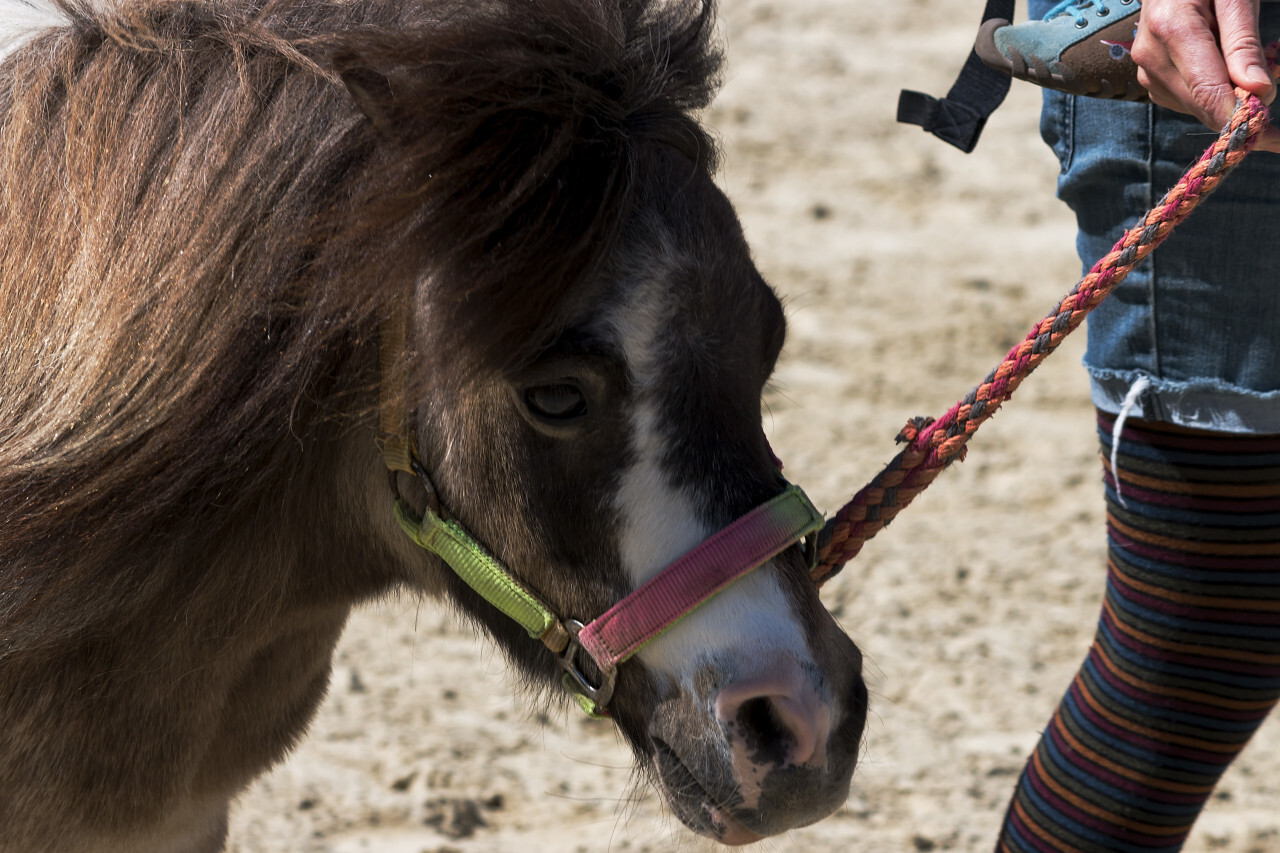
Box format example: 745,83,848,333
1132,0,1280,152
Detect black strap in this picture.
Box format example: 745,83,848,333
897,0,1017,153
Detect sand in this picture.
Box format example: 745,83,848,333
226,1,1280,850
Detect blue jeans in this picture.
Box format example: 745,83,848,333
1028,0,1280,433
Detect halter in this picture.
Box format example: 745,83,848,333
376,306,823,716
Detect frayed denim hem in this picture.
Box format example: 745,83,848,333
1090,369,1280,435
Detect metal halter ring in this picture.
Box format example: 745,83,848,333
385,456,442,520
556,620,616,710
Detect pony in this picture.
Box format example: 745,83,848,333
0,0,867,849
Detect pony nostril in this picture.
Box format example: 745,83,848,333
738,697,801,765
717,683,828,768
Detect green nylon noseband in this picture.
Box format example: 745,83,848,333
393,500,564,647
393,498,606,715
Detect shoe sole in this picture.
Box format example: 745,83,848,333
974,18,1148,101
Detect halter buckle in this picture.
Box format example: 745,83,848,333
385,455,442,521
557,619,616,715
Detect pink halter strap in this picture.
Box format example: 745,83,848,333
577,484,823,671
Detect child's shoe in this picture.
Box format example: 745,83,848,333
975,0,1146,100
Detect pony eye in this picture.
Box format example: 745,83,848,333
524,383,587,421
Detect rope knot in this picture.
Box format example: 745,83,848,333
896,417,935,444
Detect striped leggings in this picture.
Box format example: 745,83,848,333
996,411,1280,852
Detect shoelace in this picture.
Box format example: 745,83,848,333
1043,0,1129,25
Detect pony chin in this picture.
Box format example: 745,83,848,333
702,806,766,846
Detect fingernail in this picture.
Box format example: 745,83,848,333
1246,63,1272,87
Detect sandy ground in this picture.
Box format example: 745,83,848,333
227,1,1280,851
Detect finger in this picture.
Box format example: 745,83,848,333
1134,7,1239,128
1130,10,1179,89
1166,34,1240,128
1255,126,1280,154
1132,24,1196,115
1137,65,1223,130
1216,0,1273,101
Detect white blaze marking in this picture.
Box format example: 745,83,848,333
609,239,809,686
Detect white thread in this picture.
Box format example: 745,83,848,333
1110,375,1151,508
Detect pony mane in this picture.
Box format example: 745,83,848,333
0,0,722,612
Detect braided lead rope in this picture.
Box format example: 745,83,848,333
813,68,1276,586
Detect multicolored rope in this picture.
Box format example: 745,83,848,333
812,77,1275,587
